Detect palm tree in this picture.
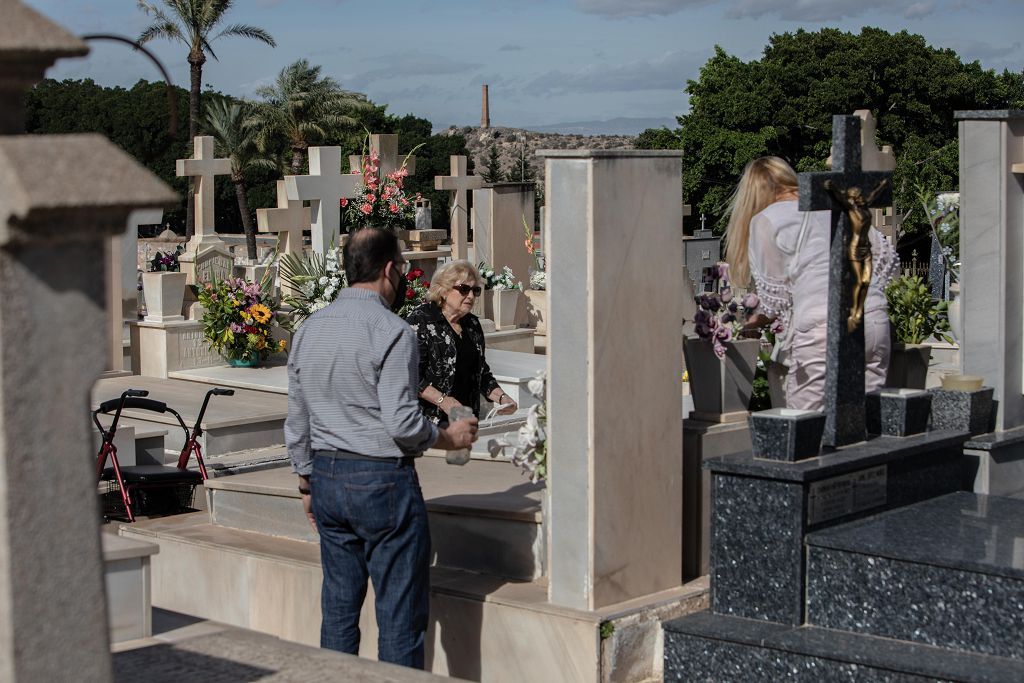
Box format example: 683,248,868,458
248,59,370,174
138,0,275,237
204,98,275,260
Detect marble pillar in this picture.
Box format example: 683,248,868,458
541,149,683,610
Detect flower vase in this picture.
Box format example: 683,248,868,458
473,289,495,321
885,343,932,389
525,289,547,334
141,271,187,323
493,289,521,330
947,283,962,343
228,355,260,368
683,337,760,422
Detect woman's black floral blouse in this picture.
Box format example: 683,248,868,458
406,301,501,423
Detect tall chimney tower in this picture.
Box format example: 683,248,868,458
481,84,490,129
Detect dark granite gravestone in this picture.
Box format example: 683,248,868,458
682,228,720,293
798,115,893,448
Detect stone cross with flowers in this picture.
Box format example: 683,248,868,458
342,137,421,234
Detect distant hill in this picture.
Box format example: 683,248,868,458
528,117,678,136
439,125,636,185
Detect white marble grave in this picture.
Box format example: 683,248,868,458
285,146,361,254
435,155,483,260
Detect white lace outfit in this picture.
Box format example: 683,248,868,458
748,200,898,410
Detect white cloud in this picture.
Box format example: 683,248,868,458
575,0,712,17
347,51,481,90
525,49,706,96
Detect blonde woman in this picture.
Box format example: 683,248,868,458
406,260,517,424
725,156,898,411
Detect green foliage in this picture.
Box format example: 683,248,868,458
600,621,615,640
278,248,346,331
247,59,370,174
481,143,505,183
640,27,1024,238
885,275,953,344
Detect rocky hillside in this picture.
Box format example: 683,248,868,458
438,126,635,185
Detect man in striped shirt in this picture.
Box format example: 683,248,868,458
286,227,478,668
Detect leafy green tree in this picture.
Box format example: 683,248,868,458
248,59,369,174
641,28,1024,240
481,143,504,184
507,141,536,184
204,97,275,259
138,0,275,237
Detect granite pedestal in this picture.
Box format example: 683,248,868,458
931,387,995,436
866,388,932,437
708,431,967,625
749,408,825,462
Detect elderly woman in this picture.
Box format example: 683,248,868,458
406,260,518,423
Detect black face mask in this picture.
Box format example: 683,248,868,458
389,266,407,313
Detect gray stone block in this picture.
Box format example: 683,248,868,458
930,387,994,436
866,388,932,437
749,408,825,462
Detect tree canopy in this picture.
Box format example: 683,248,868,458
637,27,1024,239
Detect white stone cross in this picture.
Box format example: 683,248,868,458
257,180,310,259
175,136,230,241
435,155,484,260
285,146,362,254
349,133,417,178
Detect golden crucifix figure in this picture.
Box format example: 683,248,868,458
824,178,890,333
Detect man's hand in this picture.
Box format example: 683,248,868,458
441,416,478,449
299,475,316,533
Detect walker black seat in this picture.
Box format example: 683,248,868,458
101,465,203,485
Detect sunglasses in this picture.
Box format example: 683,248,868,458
453,284,482,296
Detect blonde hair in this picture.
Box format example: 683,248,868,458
724,156,798,287
426,260,480,305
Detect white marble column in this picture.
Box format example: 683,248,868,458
956,110,1024,430
541,150,684,610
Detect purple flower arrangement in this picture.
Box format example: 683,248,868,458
692,263,772,359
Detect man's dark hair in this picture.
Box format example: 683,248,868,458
343,227,401,285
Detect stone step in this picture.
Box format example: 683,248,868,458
94,415,169,466
103,532,158,644
204,457,545,581
664,610,1024,683
119,513,706,681
804,491,1024,661
92,375,286,457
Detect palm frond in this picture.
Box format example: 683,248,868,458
214,23,276,47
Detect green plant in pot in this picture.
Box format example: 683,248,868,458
884,275,953,389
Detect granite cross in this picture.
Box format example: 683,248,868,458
349,133,417,178
257,179,310,259
799,115,893,447
435,155,483,260
175,136,230,241
284,146,361,254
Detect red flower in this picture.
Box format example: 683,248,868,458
408,268,424,279
406,288,415,299
340,198,348,207
365,193,376,204
360,203,373,215
388,202,399,214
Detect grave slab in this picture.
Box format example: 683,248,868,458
708,430,968,625
103,533,158,644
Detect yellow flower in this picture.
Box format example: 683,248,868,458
256,338,266,350
249,303,272,324
278,339,287,350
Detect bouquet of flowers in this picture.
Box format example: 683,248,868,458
692,263,776,359
197,277,285,363
278,247,346,330
523,216,546,290
398,267,430,318
342,141,422,232
149,246,182,272
478,262,520,290
487,372,547,482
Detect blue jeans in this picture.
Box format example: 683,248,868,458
311,455,431,668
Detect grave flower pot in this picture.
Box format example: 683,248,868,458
866,388,932,437
492,289,521,330
749,408,825,462
525,289,547,334
473,289,495,321
141,271,187,323
683,337,759,422
930,386,994,436
885,343,932,389
228,356,260,368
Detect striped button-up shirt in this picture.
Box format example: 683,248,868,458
285,287,439,475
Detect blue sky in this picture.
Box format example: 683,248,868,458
29,0,1024,133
